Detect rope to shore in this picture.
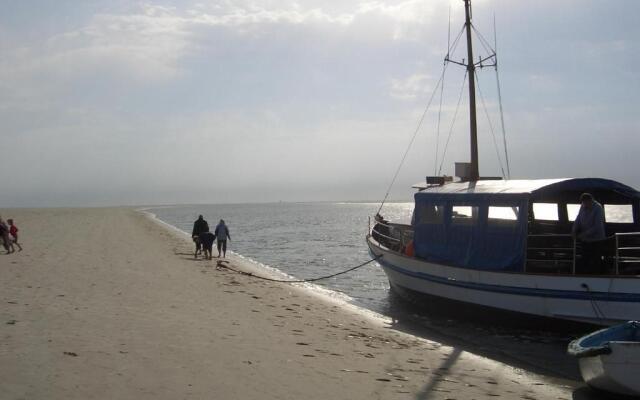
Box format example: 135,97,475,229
215,255,383,283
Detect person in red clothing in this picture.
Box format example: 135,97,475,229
7,219,22,252
0,217,13,253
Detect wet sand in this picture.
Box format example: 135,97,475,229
0,207,598,399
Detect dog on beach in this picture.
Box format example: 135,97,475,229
198,232,216,260
192,235,202,258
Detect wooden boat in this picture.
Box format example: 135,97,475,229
568,321,640,396
366,0,640,325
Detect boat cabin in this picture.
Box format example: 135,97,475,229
374,178,640,275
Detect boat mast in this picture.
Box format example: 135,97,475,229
464,0,479,181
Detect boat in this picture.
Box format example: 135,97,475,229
568,321,640,396
366,0,640,326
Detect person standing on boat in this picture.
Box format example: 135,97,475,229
214,219,231,258
572,193,606,274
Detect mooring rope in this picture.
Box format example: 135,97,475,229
581,283,607,325
214,254,383,283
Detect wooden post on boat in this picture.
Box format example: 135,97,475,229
464,0,480,181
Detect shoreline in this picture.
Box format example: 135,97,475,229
142,208,586,391
1,207,585,399
133,209,595,390
141,207,589,383
141,208,360,308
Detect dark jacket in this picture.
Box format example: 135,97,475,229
192,217,209,236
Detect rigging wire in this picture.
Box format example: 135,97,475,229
437,71,468,176
435,5,453,175
377,22,465,215
493,15,511,178
475,71,506,178
434,66,448,175
376,67,447,215
471,24,496,57
448,24,466,57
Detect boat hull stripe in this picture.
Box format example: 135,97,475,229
373,253,640,303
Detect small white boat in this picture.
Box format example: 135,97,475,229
568,321,640,396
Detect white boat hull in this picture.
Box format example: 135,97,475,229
578,342,640,396
367,236,640,325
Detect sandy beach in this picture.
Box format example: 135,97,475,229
1,207,585,399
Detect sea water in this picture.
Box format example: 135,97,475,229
148,201,585,380
148,201,413,313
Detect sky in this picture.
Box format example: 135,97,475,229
1,0,639,207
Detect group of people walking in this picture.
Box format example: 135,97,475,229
0,217,22,254
192,215,231,260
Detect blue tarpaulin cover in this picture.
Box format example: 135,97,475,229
413,192,528,271
411,178,640,271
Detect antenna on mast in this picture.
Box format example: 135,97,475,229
493,14,511,179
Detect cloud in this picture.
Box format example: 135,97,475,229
390,73,434,100
2,1,640,207
39,5,193,83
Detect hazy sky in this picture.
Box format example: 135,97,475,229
1,0,639,207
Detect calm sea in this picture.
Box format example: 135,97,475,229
148,202,413,313
148,201,588,380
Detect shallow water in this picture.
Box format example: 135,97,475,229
149,202,412,312
148,201,591,383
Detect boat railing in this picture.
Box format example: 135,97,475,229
369,218,414,251
526,234,576,274
526,232,640,275
614,232,640,275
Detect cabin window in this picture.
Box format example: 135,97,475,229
532,203,559,221
567,204,581,221
419,204,444,224
451,206,478,225
488,206,519,221
604,204,634,223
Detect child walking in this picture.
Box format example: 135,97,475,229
7,219,22,252
0,218,13,253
